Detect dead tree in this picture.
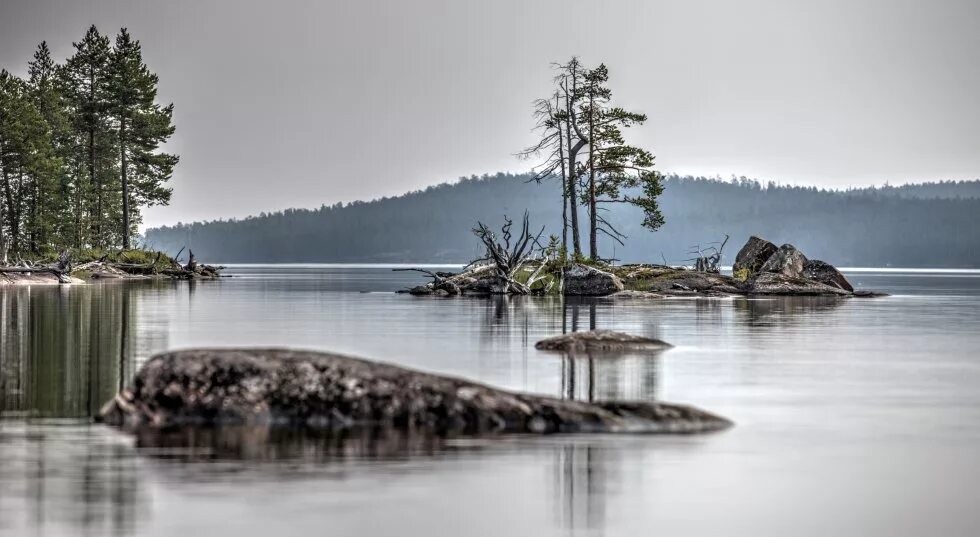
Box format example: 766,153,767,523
183,249,197,272
470,212,548,294
392,268,461,295
0,249,73,283
686,234,729,273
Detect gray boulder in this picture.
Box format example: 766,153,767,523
744,272,851,296
98,349,731,434
733,236,778,275
535,330,673,352
563,264,625,296
759,244,808,278
803,259,854,292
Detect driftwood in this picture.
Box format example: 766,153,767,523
0,249,73,283
686,234,729,273
392,268,461,295
469,212,549,294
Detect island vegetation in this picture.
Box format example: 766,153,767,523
0,25,218,283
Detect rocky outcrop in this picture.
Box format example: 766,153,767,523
732,236,856,293
759,244,808,278
535,330,672,352
744,272,851,296
802,259,854,292
562,264,625,296
733,236,778,275
98,349,731,434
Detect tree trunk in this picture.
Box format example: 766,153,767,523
120,117,130,249
556,94,568,256
564,71,582,258
587,90,597,260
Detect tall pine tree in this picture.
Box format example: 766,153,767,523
108,28,176,248
62,25,114,248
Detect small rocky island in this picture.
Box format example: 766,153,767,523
99,348,732,435
0,249,223,285
402,235,878,298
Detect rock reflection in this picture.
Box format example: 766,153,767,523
132,425,459,465
734,295,845,327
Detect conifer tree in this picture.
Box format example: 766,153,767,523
579,64,664,259
62,25,114,247
27,41,70,250
108,28,176,248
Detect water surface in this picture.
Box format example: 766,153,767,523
1,266,979,537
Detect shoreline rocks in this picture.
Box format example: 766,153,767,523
99,348,731,435
733,236,779,275
562,265,624,296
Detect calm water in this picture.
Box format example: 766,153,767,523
1,266,980,537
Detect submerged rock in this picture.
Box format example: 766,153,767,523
99,349,731,434
563,264,625,296
802,259,854,292
744,272,851,296
759,244,808,278
535,330,672,352
733,236,778,275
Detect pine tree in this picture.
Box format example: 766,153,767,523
108,28,176,249
0,70,60,255
579,64,664,257
27,42,70,251
62,25,114,248
559,63,666,260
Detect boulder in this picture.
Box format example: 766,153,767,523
733,236,778,275
744,272,851,296
98,349,732,434
759,244,807,278
563,264,625,296
535,330,673,352
802,259,853,292
646,270,744,296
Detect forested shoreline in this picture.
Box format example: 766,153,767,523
146,174,980,268
0,25,176,263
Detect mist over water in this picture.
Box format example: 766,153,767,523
2,267,980,536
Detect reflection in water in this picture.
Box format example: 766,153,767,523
3,268,974,537
0,422,144,537
552,301,663,537
734,295,845,327
0,284,166,419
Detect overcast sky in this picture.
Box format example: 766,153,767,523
1,0,978,229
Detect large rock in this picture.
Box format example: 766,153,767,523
803,260,853,292
535,330,672,352
563,264,624,296
759,244,807,278
99,349,732,434
733,236,778,275
744,272,851,296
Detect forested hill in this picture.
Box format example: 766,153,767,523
145,174,980,268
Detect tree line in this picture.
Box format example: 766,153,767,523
0,25,177,262
519,58,664,261
145,174,980,268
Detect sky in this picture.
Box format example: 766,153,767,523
1,0,978,229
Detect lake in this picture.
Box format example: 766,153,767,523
1,266,979,537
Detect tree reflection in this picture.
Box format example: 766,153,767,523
0,284,167,419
